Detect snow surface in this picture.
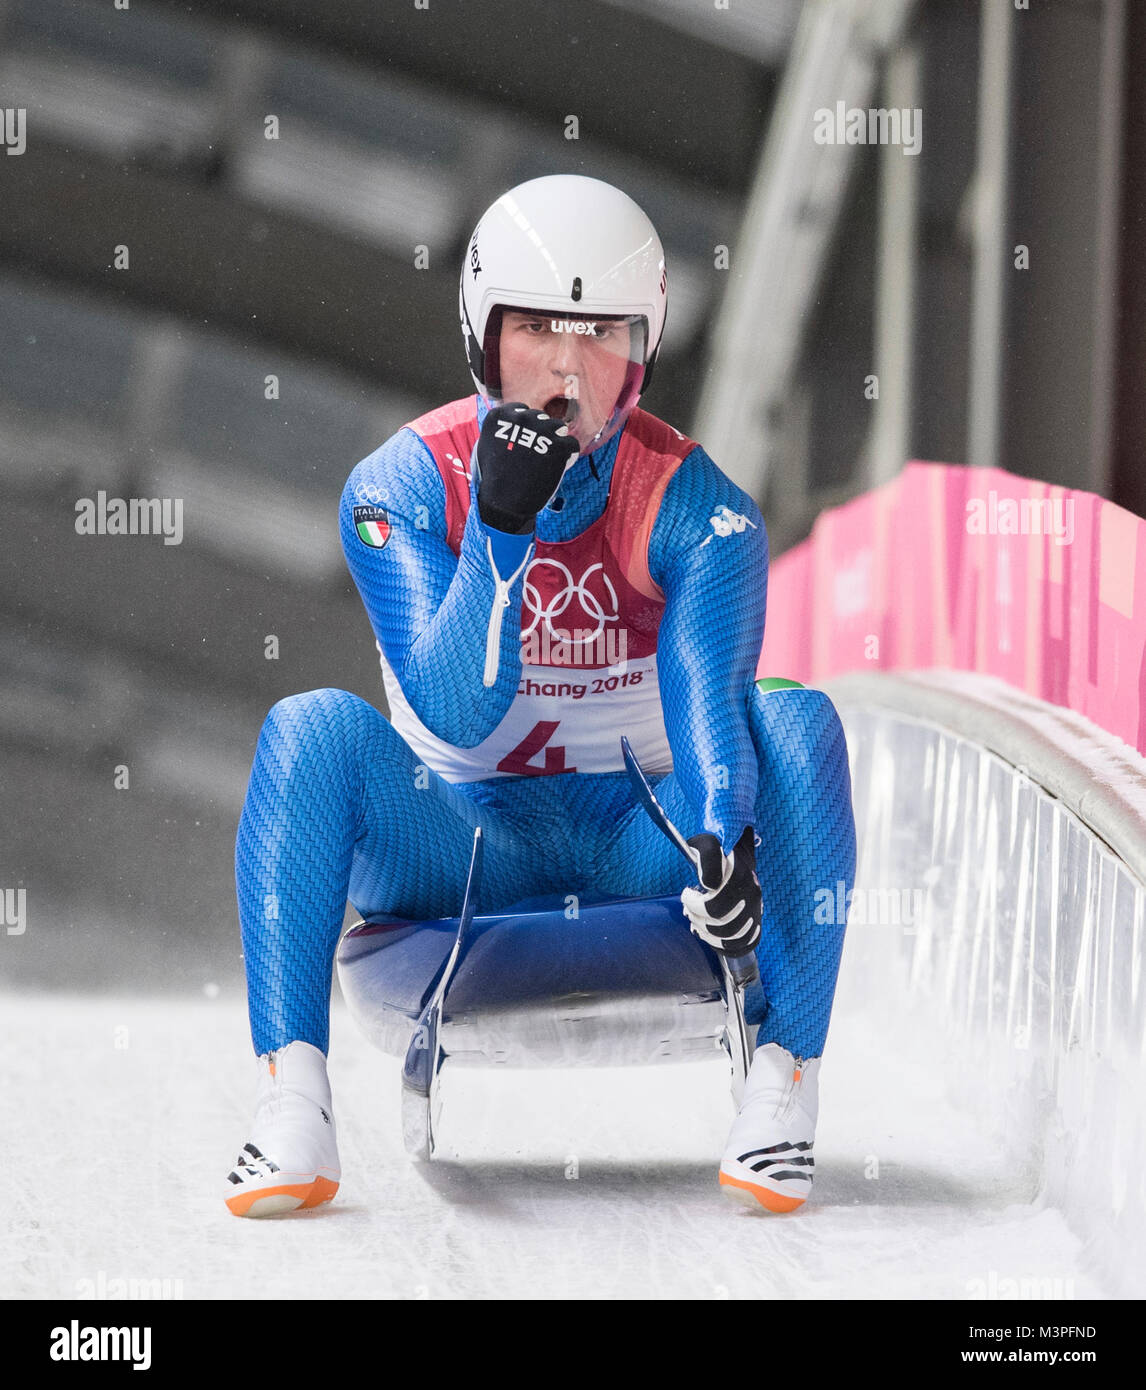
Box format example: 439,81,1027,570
1,960,1113,1301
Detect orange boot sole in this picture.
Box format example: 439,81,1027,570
719,1169,807,1213
225,1175,339,1218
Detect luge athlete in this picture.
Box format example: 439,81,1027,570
225,175,856,1218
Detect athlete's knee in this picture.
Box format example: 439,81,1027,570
748,682,850,787
255,688,377,779
262,687,366,742
265,686,364,725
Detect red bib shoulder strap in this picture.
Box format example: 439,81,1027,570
404,395,481,554
607,409,697,600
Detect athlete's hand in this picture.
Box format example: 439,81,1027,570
476,402,579,535
680,824,762,958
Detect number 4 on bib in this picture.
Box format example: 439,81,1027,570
497,721,576,776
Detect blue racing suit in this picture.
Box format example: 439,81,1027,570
235,395,856,1061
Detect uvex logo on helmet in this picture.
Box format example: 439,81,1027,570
550,320,599,336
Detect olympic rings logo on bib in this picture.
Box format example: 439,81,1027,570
521,558,620,645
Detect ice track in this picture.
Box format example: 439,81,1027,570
1,971,1108,1301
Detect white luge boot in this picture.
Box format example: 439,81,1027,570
719,1043,819,1213
224,1041,341,1218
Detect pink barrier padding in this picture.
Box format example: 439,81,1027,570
760,462,1146,755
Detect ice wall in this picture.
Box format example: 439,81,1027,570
829,669,1146,1296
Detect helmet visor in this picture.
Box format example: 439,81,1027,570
482,306,648,452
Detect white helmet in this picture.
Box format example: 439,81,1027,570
459,174,668,451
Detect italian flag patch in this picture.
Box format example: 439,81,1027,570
353,504,390,548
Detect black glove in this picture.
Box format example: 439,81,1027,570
680,824,762,958
476,402,579,534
